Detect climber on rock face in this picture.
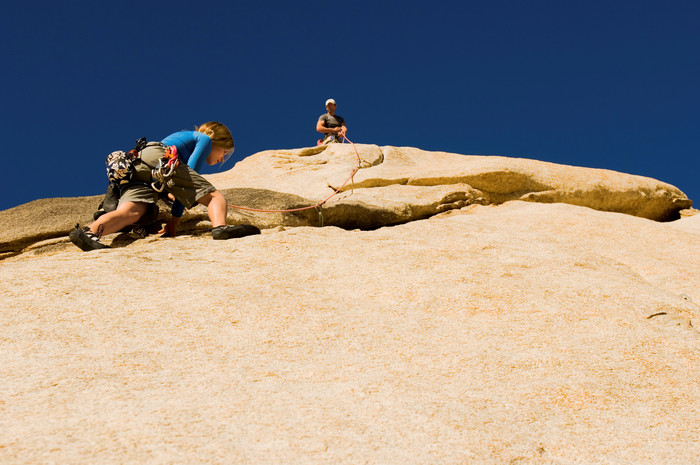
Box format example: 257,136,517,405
68,122,261,251
316,98,347,146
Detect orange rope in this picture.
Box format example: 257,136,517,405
227,136,361,213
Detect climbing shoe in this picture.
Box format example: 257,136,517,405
211,224,261,240
69,224,109,251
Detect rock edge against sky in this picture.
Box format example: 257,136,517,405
0,144,693,258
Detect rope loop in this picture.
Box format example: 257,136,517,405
228,136,362,220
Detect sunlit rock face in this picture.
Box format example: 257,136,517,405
0,146,698,464
209,144,692,229
1,200,699,464
0,144,692,257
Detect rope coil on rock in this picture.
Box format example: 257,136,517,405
227,136,361,225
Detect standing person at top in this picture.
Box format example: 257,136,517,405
69,121,259,251
316,98,347,145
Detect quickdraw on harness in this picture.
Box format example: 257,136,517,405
151,144,179,192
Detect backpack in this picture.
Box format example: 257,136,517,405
105,137,147,184
93,137,160,230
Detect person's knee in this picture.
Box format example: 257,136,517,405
117,202,149,222
197,190,224,206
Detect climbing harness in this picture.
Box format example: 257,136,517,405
151,145,180,192
107,138,179,192
319,133,343,145
228,135,361,227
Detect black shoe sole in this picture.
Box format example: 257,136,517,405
212,224,261,240
69,227,109,251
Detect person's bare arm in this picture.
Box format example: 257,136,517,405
159,216,180,237
316,119,336,134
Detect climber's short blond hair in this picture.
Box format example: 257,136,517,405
195,121,234,151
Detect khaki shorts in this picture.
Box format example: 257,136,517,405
119,143,217,208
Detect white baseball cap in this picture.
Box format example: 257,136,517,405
325,98,336,106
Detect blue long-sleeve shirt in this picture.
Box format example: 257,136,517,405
161,131,213,217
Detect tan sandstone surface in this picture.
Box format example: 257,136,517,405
1,145,698,464
0,144,691,258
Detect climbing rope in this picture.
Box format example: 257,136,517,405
227,136,361,223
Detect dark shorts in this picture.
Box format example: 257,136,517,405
119,143,216,208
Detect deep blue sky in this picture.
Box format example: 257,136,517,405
1,0,698,212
